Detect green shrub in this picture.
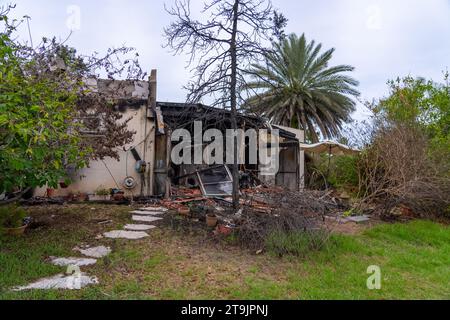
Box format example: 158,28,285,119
331,155,359,188
0,205,27,229
95,186,110,196
309,154,359,191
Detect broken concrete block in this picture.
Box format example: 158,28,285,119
13,273,98,291
131,215,163,223
124,224,156,231
74,245,111,258
50,257,97,267
103,230,149,239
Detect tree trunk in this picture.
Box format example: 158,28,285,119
230,0,240,209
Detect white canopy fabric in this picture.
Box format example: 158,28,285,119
300,141,360,155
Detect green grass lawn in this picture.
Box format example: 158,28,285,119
0,204,449,300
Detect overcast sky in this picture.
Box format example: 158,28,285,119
4,0,450,120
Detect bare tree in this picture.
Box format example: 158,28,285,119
164,0,286,208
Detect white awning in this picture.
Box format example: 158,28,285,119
300,141,360,155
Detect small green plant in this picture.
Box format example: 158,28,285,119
342,208,355,217
0,205,27,229
95,186,110,196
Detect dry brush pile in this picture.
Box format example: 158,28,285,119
356,124,450,218
235,189,344,255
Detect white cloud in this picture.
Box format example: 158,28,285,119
5,0,450,120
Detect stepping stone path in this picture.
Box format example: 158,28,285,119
140,207,168,212
132,215,163,223
74,245,111,258
12,206,167,291
13,273,99,291
50,257,97,267
124,224,156,231
103,230,149,239
103,206,165,239
130,210,165,215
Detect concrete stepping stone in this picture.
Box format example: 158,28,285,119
139,207,168,212
347,215,370,224
124,224,156,231
74,245,111,258
50,257,97,267
103,230,149,239
130,210,165,216
13,273,98,291
132,215,163,223
325,215,350,224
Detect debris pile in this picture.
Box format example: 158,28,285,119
163,183,347,252
235,188,342,250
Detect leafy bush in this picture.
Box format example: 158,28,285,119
375,75,450,176
328,155,359,190
0,6,143,195
95,186,110,196
0,205,27,229
307,154,359,192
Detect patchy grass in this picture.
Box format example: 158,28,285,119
0,204,449,300
266,230,330,257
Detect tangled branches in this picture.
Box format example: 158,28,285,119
357,124,450,218
235,189,341,255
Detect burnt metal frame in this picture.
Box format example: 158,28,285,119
196,165,234,197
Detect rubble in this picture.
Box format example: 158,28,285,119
162,183,349,253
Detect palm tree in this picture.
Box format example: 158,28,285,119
244,33,360,142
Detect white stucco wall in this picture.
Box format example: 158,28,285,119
34,106,154,197
34,79,154,198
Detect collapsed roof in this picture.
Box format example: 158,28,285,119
157,102,300,141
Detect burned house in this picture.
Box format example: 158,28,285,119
34,70,305,199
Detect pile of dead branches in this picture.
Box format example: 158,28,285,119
357,124,450,218
235,189,342,254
